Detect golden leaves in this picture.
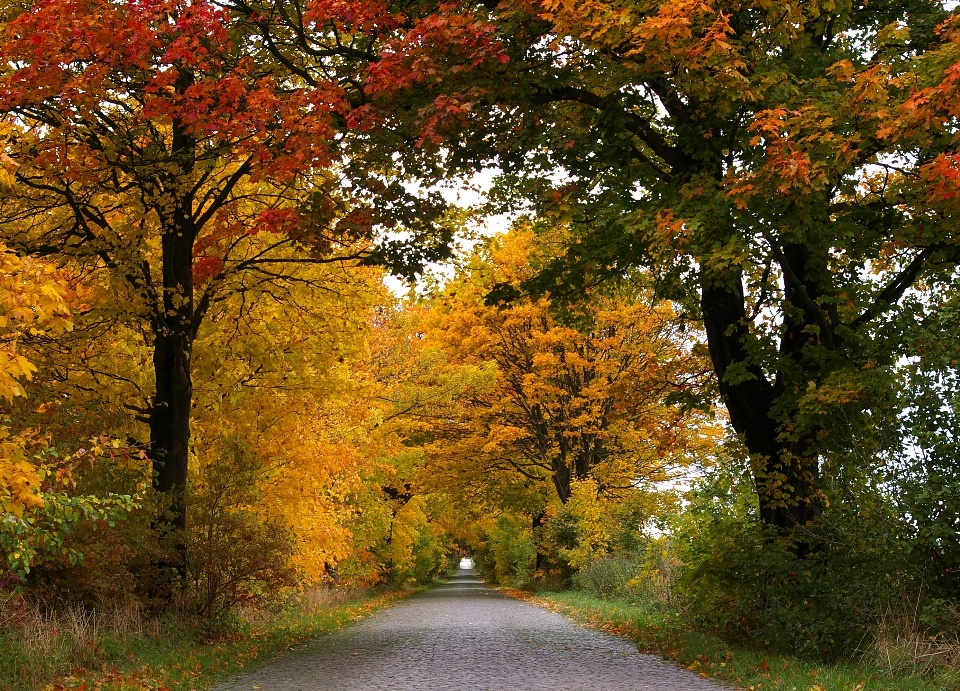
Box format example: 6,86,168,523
0,245,72,517
418,225,717,509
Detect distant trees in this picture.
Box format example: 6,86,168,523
420,226,715,506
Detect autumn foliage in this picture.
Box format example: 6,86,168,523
0,0,959,686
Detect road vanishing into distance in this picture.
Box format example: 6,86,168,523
214,567,726,691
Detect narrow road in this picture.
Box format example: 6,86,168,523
214,568,725,691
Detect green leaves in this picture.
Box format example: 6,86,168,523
1,488,139,578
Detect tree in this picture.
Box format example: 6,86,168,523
0,0,448,540
340,0,960,539
423,226,713,507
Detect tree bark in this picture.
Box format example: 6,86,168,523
700,273,821,534
149,115,197,550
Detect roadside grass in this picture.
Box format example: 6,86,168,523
507,590,957,691
0,588,409,691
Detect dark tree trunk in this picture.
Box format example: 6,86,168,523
146,224,194,582
552,454,572,504
150,325,193,534
700,273,821,534
149,115,197,550
532,509,547,577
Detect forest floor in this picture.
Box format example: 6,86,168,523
517,590,956,691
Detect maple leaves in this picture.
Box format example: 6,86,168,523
409,226,717,513
0,245,71,518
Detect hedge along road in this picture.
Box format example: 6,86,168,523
213,566,726,691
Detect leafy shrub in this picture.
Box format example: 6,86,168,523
19,446,176,612
572,554,639,598
187,440,297,624
670,461,928,660
572,541,683,609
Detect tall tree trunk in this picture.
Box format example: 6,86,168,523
552,453,571,504
700,274,821,534
150,325,193,534
147,232,194,581
150,115,197,553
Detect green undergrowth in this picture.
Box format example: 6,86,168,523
531,592,956,691
0,588,410,691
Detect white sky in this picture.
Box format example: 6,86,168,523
383,169,514,296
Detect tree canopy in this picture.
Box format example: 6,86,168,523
0,1,959,681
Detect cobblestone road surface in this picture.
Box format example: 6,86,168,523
213,568,726,691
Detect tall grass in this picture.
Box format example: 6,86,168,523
0,596,171,690
0,585,399,691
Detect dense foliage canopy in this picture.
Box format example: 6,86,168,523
0,0,958,680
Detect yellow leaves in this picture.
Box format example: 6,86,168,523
0,244,72,518
0,427,44,518
0,246,72,390
826,59,855,83
796,370,866,419
483,424,528,453
186,257,389,586
559,478,611,570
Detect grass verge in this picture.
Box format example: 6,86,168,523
501,589,957,691
0,588,409,691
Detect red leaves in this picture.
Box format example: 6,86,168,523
0,0,350,197
356,4,508,144
192,255,224,284
255,208,301,236
159,1,231,67
922,152,960,204
366,10,503,94
304,0,402,34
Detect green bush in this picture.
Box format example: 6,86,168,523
670,461,928,660
472,514,536,588
571,554,639,599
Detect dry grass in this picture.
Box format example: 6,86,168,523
0,597,163,690
869,620,960,678
298,584,355,613
859,600,960,688
234,585,356,626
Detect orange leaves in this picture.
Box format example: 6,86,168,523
920,152,960,204
417,225,716,507
652,210,691,255
537,0,745,96
0,0,346,192
726,107,836,206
